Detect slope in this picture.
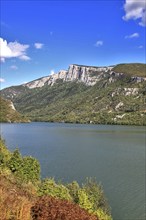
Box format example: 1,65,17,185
0,97,29,122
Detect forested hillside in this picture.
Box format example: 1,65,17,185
1,63,146,125
0,97,29,123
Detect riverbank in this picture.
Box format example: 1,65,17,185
0,138,112,220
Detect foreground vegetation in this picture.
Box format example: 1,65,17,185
0,138,112,220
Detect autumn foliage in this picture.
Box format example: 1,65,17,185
31,196,98,220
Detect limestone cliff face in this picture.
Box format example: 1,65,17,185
23,64,146,89
9,101,16,110
66,65,114,85
24,64,114,89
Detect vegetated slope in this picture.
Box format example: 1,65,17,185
31,196,98,220
12,78,146,125
0,138,112,220
0,96,29,122
1,63,146,125
113,63,146,77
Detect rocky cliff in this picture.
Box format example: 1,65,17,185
23,64,115,88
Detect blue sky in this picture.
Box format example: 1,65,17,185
0,0,145,89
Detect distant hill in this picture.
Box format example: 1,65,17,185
0,97,29,122
1,63,146,125
113,63,146,77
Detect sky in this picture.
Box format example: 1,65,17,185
0,0,146,89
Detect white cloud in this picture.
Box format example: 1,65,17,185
0,78,5,83
138,45,143,49
10,65,18,70
0,57,5,63
50,69,55,75
125,32,139,38
123,0,146,26
34,43,44,49
0,38,30,61
19,55,30,61
95,40,103,47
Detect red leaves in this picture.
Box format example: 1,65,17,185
31,196,99,220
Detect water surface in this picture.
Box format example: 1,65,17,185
0,122,145,220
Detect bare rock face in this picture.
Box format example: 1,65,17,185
25,76,51,89
66,64,113,86
9,101,16,110
23,64,146,89
24,64,114,89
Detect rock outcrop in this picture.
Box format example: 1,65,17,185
24,64,114,89
23,64,146,89
9,101,16,110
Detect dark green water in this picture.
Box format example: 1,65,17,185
0,122,145,220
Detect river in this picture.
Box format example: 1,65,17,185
0,122,145,220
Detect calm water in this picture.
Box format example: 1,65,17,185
0,122,145,220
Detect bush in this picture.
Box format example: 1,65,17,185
31,196,98,220
7,149,40,184
7,149,23,173
0,138,11,166
78,188,94,212
66,181,80,203
67,178,112,220
82,178,111,214
21,156,40,183
38,178,72,201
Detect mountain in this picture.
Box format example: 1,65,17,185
23,64,114,88
1,63,146,125
0,97,29,123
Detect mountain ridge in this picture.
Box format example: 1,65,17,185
1,63,146,125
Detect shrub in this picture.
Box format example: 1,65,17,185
78,188,94,212
7,149,40,184
0,138,11,166
66,181,80,203
67,178,112,220
38,178,72,201
31,196,99,220
7,149,23,173
0,174,34,220
82,178,111,214
21,156,40,183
